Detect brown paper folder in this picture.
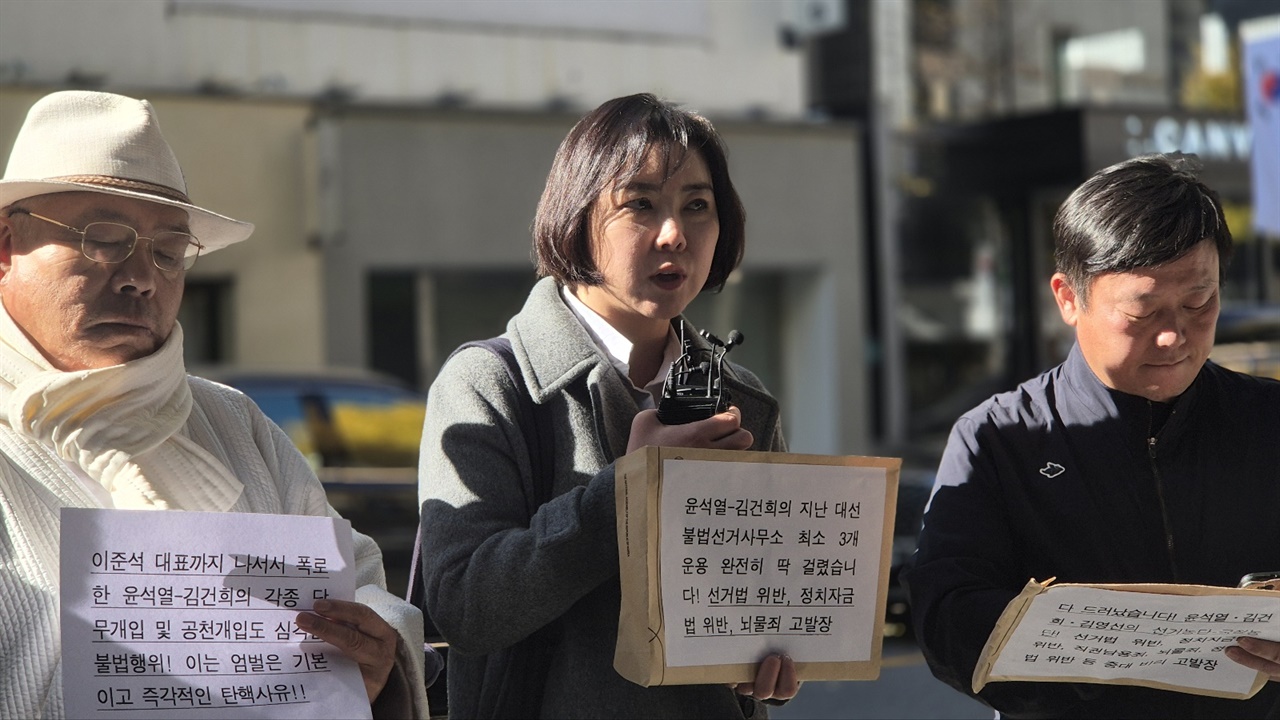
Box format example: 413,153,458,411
613,446,900,686
972,579,1279,700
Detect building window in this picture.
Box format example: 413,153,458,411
368,272,421,388
1055,28,1146,105
180,278,233,366
897,193,1012,440
430,270,539,385
683,271,784,399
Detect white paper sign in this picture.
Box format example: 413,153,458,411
60,508,372,719
987,585,1280,695
658,460,886,667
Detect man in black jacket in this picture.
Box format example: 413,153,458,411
903,154,1280,719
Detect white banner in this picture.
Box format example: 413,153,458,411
1243,22,1280,235
60,509,370,720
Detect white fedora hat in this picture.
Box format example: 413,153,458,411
0,90,253,254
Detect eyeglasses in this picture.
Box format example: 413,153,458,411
11,210,202,272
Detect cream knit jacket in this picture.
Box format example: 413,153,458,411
0,306,427,719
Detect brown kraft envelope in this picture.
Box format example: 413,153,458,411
613,446,901,686
972,579,1278,700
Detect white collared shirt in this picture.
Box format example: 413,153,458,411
561,285,680,409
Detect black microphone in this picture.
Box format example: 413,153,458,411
657,328,745,424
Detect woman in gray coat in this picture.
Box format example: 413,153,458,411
418,94,798,719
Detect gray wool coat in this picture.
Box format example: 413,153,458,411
418,277,786,719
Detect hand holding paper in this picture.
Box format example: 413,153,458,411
732,653,801,701
60,508,374,720
1226,637,1280,681
296,599,399,701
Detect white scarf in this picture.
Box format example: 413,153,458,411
0,302,243,510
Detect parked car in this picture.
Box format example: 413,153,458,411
1212,303,1280,380
193,367,425,598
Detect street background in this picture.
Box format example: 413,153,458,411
3,1,1276,470
1,1,1278,717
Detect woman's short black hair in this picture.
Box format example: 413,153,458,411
1054,153,1233,305
533,93,745,292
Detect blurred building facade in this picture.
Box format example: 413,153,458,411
0,0,871,456
805,0,1280,453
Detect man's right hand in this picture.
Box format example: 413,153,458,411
627,406,753,454
1225,637,1280,681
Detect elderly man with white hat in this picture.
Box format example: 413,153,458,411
0,90,428,718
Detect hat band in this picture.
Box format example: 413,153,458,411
50,175,192,205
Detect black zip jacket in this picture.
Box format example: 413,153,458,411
903,343,1280,719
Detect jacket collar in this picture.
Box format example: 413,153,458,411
508,277,608,403
507,277,779,454
1061,341,1202,444
508,278,639,459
